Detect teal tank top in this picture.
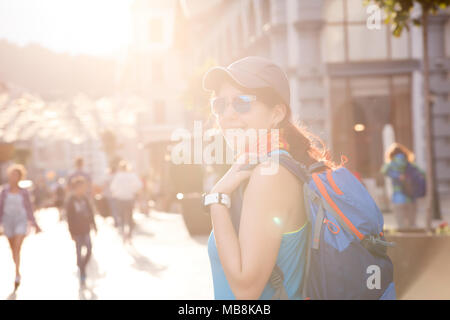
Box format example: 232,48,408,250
208,223,309,300
207,149,309,299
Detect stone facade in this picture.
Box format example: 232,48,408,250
180,0,450,198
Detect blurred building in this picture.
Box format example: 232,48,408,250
113,0,190,205
28,136,108,185
175,0,450,203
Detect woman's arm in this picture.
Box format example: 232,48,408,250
65,198,76,237
210,162,297,299
0,189,5,224
22,189,39,229
86,198,97,232
381,162,402,179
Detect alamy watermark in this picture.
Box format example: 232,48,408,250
366,265,381,290
366,4,382,30
170,121,282,175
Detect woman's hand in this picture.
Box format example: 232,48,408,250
34,224,42,234
210,153,258,195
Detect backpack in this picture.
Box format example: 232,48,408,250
262,152,396,300
402,163,426,200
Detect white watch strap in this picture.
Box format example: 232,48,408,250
219,193,231,208
204,193,220,206
204,193,231,209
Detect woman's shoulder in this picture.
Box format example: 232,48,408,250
246,161,302,199
242,161,304,232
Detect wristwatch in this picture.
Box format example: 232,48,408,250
203,192,231,209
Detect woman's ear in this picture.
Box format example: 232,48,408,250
271,104,288,128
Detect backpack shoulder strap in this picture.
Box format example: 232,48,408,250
277,154,309,184
267,152,316,299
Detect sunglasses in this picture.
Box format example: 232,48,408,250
210,95,257,116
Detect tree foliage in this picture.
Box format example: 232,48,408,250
364,0,449,36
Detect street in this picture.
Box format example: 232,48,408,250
1,200,449,300
0,208,213,300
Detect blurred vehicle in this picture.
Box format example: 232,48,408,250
170,161,211,236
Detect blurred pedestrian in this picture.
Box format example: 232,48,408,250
138,174,151,216
0,164,41,292
66,176,97,287
381,143,423,229
32,175,49,212
68,158,92,196
55,178,66,221
110,161,142,243
103,166,120,227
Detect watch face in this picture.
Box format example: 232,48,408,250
203,193,231,209
204,193,219,206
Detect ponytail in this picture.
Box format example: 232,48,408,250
280,118,339,170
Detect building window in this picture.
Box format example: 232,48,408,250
322,0,412,62
248,1,256,41
446,18,450,58
330,74,412,178
346,0,367,22
149,18,163,43
236,16,243,51
152,61,164,82
226,27,233,59
322,25,345,62
261,0,271,30
153,100,166,124
324,0,344,22
347,24,388,60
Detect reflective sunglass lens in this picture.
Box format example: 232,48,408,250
233,96,252,113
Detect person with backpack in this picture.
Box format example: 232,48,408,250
0,164,41,292
66,176,97,287
202,56,395,300
381,143,425,229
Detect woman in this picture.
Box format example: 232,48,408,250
202,56,337,300
0,164,41,291
110,160,142,243
381,143,420,229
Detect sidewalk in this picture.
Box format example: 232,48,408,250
383,195,450,230
0,208,213,300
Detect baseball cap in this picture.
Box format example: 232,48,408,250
202,56,290,106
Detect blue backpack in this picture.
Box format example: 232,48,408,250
265,152,396,300
403,163,426,199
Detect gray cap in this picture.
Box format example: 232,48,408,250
203,56,290,106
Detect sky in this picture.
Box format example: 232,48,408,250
0,0,134,57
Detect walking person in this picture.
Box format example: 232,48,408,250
0,164,41,292
103,166,120,228
381,143,423,229
110,161,142,243
32,175,49,212
66,176,97,287
55,178,66,221
138,174,151,216
201,56,340,299
67,158,92,199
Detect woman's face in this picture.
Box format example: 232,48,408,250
8,170,21,185
215,81,274,132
